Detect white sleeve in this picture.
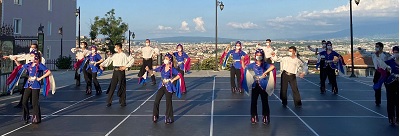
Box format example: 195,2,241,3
372,55,378,69
101,56,113,67
125,55,135,67
71,48,77,53
9,54,30,61
41,57,46,64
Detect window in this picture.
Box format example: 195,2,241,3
48,22,52,36
14,0,22,5
13,18,22,34
46,47,50,59
48,0,52,11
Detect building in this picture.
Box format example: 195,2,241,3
342,51,375,77
1,0,77,59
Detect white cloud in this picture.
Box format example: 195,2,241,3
193,17,206,32
157,25,172,30
227,22,258,29
265,0,398,36
179,21,190,33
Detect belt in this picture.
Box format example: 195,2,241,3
28,76,37,81
114,66,121,70
89,61,96,65
253,75,265,81
234,60,240,62
284,71,295,76
162,78,171,84
143,58,151,60
177,61,183,65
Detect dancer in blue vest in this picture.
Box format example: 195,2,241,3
86,46,104,95
317,41,344,94
171,44,190,94
384,46,399,125
242,49,275,124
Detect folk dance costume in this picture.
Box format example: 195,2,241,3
152,54,185,124
136,39,158,86
275,46,306,107
371,43,391,106
6,50,55,124
317,42,345,94
71,45,91,86
384,46,399,125
220,41,249,93
171,44,191,94
308,40,331,84
85,46,104,95
242,49,276,124
5,48,45,108
100,46,135,107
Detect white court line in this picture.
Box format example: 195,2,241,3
339,75,386,92
0,114,386,118
2,92,96,136
301,78,387,118
209,76,216,136
39,99,384,103
272,93,319,136
0,84,72,101
105,87,157,136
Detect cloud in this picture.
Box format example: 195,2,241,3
157,25,172,30
227,22,258,29
193,17,206,32
179,21,190,33
265,0,399,36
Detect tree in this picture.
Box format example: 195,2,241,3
91,9,128,45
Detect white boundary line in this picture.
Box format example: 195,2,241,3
209,76,216,136
105,89,157,136
38,99,384,103
301,78,387,118
272,93,319,136
339,75,386,92
0,114,386,118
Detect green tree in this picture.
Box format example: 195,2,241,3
200,57,217,70
92,9,128,45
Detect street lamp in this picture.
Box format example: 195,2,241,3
349,0,360,77
128,30,135,54
75,7,81,48
58,27,63,57
215,1,224,71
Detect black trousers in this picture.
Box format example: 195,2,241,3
320,67,338,93
386,79,399,122
266,58,273,64
107,70,126,105
280,71,302,106
153,86,174,121
138,58,156,83
373,70,389,105
17,76,31,106
87,70,102,92
22,88,41,123
251,84,270,117
230,66,241,89
75,61,90,84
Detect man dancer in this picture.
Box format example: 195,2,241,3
100,43,135,107
384,46,399,125
272,46,306,108
3,43,45,108
71,42,91,86
136,39,158,86
258,39,276,64
371,42,391,106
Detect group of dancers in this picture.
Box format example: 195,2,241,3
3,39,398,126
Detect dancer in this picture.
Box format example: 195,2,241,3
71,42,91,86
7,50,55,124
136,39,158,86
384,46,399,125
86,46,104,95
220,41,249,93
170,44,190,94
150,54,185,124
242,49,275,124
371,42,391,106
272,46,306,108
100,43,134,107
317,41,345,94
3,44,45,108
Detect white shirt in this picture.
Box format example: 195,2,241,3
259,46,275,59
372,52,390,70
100,52,134,67
136,46,156,59
9,53,46,64
277,56,306,75
71,48,90,60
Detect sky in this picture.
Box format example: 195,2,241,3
77,0,399,40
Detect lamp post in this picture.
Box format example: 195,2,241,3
75,7,81,48
58,27,63,57
349,0,360,77
128,30,135,54
215,1,224,71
